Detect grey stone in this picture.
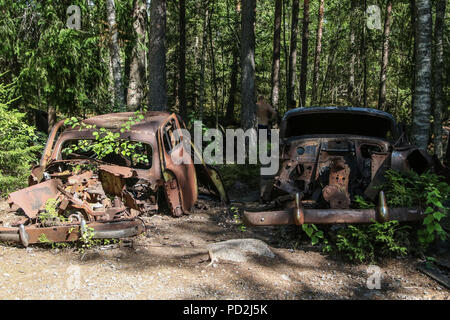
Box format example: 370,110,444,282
207,238,275,263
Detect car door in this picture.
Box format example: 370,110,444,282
158,114,197,216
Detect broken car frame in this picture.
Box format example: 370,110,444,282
0,111,228,247
244,107,435,227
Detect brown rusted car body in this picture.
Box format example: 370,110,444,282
244,107,434,227
0,112,228,247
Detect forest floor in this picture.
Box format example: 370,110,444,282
0,189,449,300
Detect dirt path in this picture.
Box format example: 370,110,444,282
0,198,448,300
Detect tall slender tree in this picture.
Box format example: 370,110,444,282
348,0,357,105
148,0,168,111
378,1,392,111
411,0,432,149
178,0,187,119
287,0,300,109
198,2,211,120
240,0,256,130
127,0,147,111
432,0,446,161
362,0,368,108
299,0,310,108
106,0,125,111
225,0,241,125
312,0,324,105
271,0,282,110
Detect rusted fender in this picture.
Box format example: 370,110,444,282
243,207,424,226
7,179,63,219
0,219,145,247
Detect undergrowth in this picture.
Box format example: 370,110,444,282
300,170,449,263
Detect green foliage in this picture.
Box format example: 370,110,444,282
333,221,410,263
381,169,449,247
231,206,247,232
0,79,42,196
301,169,449,262
301,221,409,263
1,1,112,116
38,198,67,226
353,195,375,209
79,225,96,253
62,112,149,165
302,224,325,246
418,185,447,245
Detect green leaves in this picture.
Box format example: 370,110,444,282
302,224,324,246
0,79,43,196
62,113,150,167
381,169,449,248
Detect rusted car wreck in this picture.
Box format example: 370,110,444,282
244,106,434,226
0,112,228,247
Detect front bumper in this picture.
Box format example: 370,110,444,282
0,219,145,247
243,191,424,226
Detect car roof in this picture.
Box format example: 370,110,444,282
78,111,172,131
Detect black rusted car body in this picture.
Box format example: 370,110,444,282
244,106,433,226
0,111,228,247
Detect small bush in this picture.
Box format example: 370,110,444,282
0,79,42,196
332,221,410,263
301,170,449,263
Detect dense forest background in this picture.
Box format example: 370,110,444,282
0,1,448,166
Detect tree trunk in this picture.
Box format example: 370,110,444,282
362,0,367,108
312,0,324,105
287,0,299,109
127,0,147,111
198,3,210,121
225,0,240,125
47,105,56,134
283,0,289,113
106,0,125,111
410,0,416,111
432,0,446,161
148,0,168,111
226,44,239,125
411,0,432,150
378,1,392,111
208,3,219,127
299,0,310,108
240,0,257,130
271,0,282,109
178,0,187,120
348,0,357,105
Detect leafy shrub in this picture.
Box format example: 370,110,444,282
381,170,449,247
0,79,42,196
301,170,449,262
333,221,410,263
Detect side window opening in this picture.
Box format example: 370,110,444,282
163,119,181,153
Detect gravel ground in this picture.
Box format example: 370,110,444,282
0,198,449,300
